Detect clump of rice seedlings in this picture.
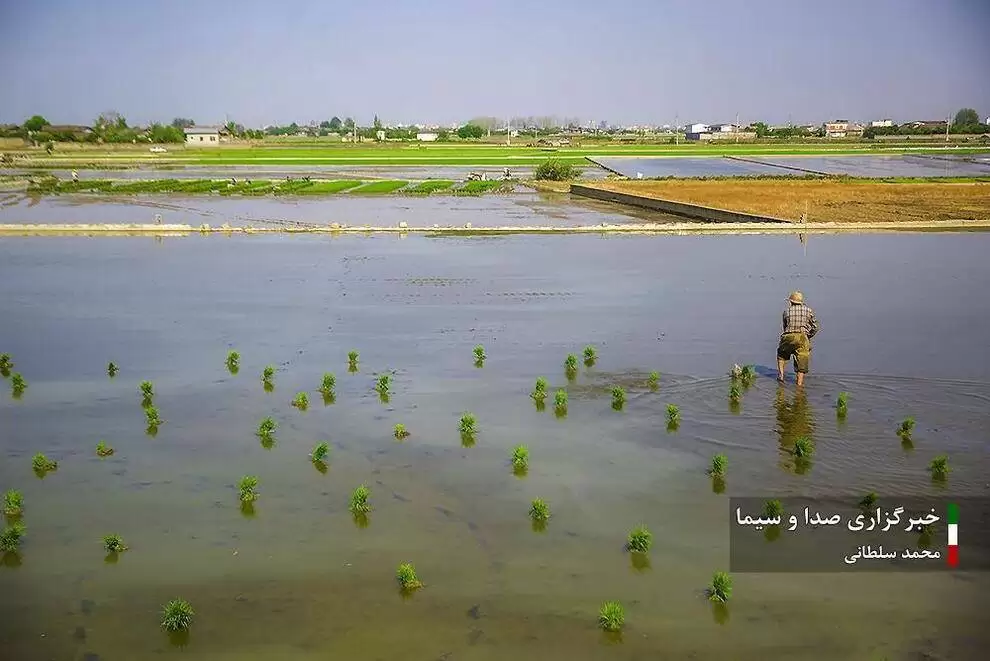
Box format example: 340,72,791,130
11,373,26,395
32,453,57,473
793,436,814,458
292,391,309,410
836,392,849,416
763,500,784,519
459,413,477,435
583,345,597,366
708,571,732,603
396,563,424,590
511,445,529,473
107,361,119,377
611,386,626,411
529,498,551,522
140,380,154,403
311,442,330,463
0,353,11,372
859,491,878,510
473,345,486,363
531,377,549,402
897,417,915,439
554,389,568,413
647,370,659,391
161,599,194,632
319,372,336,396
394,424,410,440
96,440,114,457
564,353,578,377
262,365,275,389
103,534,127,553
226,351,239,374
238,476,259,503
347,350,359,372
666,404,680,426
0,522,26,552
257,416,277,438
627,525,652,553
709,454,727,477
3,490,24,517
740,364,756,385
349,484,371,513
929,455,949,480
729,384,741,403
729,364,743,379
376,373,392,396
145,406,162,428
598,601,624,632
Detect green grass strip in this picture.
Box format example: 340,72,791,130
407,180,455,195
349,180,409,194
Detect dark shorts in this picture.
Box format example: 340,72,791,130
777,332,811,373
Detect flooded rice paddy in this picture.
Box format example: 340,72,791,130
1,228,989,661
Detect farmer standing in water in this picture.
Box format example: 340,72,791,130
777,291,819,387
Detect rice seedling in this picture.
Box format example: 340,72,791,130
583,345,597,366
459,413,477,435
531,377,548,401
238,476,259,503
257,416,277,437
226,351,239,374
292,392,309,410
394,424,410,440
11,373,26,395
709,454,728,477
311,442,330,463
96,440,114,457
511,445,529,473
611,386,626,411
161,599,194,632
376,373,392,396
32,453,57,473
740,364,756,385
729,384,741,403
648,370,659,391
708,571,733,603
319,372,336,395
347,350,359,372
145,406,162,428
262,365,275,386
107,361,119,377
349,485,371,513
627,525,652,553
0,353,11,372
598,601,625,632
929,455,949,479
763,499,784,519
666,404,680,425
3,490,23,517
140,380,154,403
473,345,486,363
529,498,551,522
396,562,424,590
554,389,568,412
565,353,578,370
103,534,127,553
836,392,849,416
859,491,878,510
897,417,915,438
0,522,26,553
793,436,814,458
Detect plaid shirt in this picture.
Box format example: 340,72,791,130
782,303,819,338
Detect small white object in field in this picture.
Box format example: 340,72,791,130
398,221,408,229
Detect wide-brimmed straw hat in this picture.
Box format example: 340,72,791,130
788,291,804,304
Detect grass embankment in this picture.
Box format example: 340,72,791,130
23,177,512,197
584,179,990,224
10,142,990,167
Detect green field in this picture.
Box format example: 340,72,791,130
18,142,990,167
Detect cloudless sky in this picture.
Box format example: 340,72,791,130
1,0,987,128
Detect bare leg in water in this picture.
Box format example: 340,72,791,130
777,359,786,383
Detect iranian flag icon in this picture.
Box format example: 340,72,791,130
947,503,959,568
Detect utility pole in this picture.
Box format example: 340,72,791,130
945,113,950,143
735,112,739,144
674,112,679,145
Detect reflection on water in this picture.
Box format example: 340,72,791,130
775,386,815,457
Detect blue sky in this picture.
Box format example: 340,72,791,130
1,0,987,128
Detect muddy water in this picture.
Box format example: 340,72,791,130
1,232,989,661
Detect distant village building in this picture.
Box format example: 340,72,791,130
685,122,755,141
183,126,228,146
871,119,894,128
824,120,864,138
416,132,438,142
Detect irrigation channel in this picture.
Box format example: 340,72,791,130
1,220,989,660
